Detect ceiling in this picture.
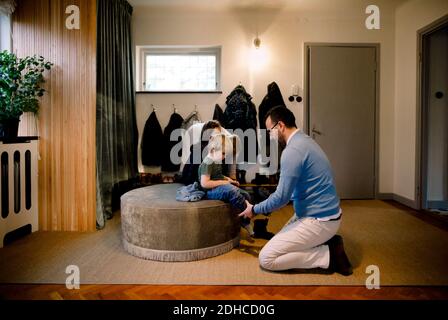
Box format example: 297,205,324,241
128,0,298,9
128,0,407,12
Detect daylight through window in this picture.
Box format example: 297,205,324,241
138,47,221,92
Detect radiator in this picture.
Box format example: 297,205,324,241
0,140,38,247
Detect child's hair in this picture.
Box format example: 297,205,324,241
201,120,221,142
207,133,233,156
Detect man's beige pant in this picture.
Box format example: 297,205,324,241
258,215,341,271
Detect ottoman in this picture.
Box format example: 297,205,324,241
121,183,241,262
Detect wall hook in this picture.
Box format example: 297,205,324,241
289,84,303,103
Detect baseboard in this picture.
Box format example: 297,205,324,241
392,194,419,210
376,193,419,210
377,193,393,200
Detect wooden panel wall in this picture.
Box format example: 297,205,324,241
12,0,96,231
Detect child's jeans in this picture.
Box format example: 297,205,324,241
206,184,251,226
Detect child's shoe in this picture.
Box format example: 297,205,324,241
242,222,255,237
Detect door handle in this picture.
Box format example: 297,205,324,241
312,128,322,135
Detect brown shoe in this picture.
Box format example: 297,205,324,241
327,235,353,276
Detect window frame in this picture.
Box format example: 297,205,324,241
136,46,222,93
0,12,12,52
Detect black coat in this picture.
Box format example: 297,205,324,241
258,82,287,163
212,104,225,125
161,112,184,172
141,111,164,166
223,85,258,162
224,85,257,131
258,82,287,129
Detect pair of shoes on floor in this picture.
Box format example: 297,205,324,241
253,218,275,240
326,235,353,276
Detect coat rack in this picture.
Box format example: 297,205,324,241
288,84,303,103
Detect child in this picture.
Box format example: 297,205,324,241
198,134,254,236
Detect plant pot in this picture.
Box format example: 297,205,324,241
0,118,20,140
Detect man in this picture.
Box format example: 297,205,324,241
239,106,353,276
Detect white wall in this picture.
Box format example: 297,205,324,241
394,0,448,202
132,0,398,194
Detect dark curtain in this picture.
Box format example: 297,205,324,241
96,0,138,229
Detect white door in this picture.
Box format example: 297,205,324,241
423,25,448,211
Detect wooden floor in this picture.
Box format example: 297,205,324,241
0,284,447,300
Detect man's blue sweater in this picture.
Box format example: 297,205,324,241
253,130,340,219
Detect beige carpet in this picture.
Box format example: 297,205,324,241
0,200,448,286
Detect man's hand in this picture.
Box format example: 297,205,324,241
239,200,254,219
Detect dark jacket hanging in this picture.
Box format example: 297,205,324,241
223,85,258,162
258,82,287,170
181,111,201,130
141,111,164,166
258,82,287,129
212,104,225,125
161,112,184,172
224,85,258,131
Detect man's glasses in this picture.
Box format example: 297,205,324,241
267,121,279,135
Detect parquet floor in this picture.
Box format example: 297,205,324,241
0,284,447,300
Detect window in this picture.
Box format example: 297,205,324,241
137,46,221,92
0,12,11,52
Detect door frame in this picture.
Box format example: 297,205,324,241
304,43,380,199
416,15,448,210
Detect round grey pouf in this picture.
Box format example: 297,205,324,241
121,183,241,262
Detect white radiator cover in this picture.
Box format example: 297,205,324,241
0,140,38,247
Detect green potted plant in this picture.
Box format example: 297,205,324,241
0,50,53,139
